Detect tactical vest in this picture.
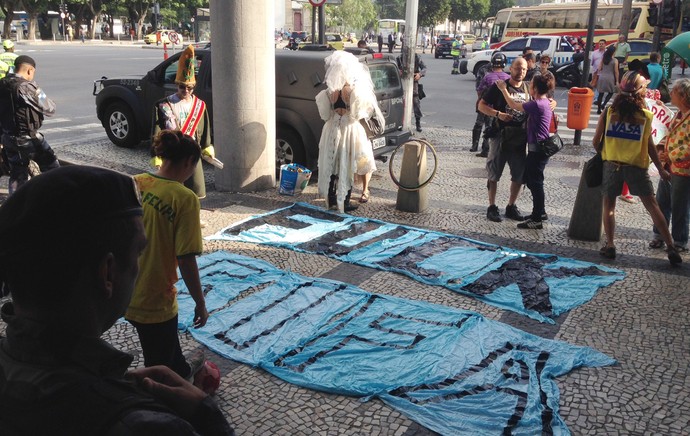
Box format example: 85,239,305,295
0,75,43,137
451,40,461,56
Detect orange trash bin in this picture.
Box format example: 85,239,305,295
567,87,594,130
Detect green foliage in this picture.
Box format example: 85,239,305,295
326,0,377,33
450,0,489,23
489,0,514,18
377,0,405,19
418,0,451,28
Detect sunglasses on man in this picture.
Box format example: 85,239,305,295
178,84,194,91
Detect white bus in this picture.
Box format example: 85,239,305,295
377,19,405,41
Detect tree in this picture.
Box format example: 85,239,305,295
449,0,489,24
21,0,52,40
377,0,405,19
488,0,514,18
418,0,451,29
124,0,152,39
0,0,21,39
326,0,377,34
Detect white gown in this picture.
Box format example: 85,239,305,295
316,84,382,213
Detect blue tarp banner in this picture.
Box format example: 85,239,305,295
178,251,616,435
207,203,625,324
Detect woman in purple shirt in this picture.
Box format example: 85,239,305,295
496,73,556,229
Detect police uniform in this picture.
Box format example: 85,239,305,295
0,55,59,194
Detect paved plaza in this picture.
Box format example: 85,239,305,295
1,126,688,435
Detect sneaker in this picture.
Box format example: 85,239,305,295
599,244,616,259
505,204,524,221
476,152,488,158
667,247,683,265
487,205,502,222
517,218,543,229
674,244,688,253
184,349,206,381
541,213,548,221
469,146,478,152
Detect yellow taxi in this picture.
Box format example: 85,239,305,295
298,33,345,51
144,29,182,45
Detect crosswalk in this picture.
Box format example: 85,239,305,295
40,117,107,148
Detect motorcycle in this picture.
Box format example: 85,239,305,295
554,51,585,88
284,37,301,51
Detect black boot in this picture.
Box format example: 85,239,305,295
344,189,358,212
415,117,422,132
471,125,481,151
327,175,337,209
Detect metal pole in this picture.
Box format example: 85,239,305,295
402,0,419,132
61,2,66,42
652,0,664,53
318,5,325,45
573,0,599,146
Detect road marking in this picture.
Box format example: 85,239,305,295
41,123,103,135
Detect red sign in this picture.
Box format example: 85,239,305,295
309,0,326,6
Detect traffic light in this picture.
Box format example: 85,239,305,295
648,0,678,29
662,0,676,28
647,2,658,27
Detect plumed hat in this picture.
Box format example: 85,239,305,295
175,45,196,86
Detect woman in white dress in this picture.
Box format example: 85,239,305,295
316,51,384,212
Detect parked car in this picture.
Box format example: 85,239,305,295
457,33,477,46
608,39,653,65
93,49,410,171
434,34,455,59
144,29,182,45
300,33,344,51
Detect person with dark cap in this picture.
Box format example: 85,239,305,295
0,165,235,434
0,55,59,195
472,52,510,156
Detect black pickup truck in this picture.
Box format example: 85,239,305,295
93,48,411,170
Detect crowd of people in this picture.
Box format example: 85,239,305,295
0,31,688,432
471,33,684,264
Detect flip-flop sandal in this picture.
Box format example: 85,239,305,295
359,191,370,203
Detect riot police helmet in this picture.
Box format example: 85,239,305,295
491,52,507,68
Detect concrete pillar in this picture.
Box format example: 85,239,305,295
567,168,603,241
395,141,429,213
211,0,276,192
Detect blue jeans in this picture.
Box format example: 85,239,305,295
653,174,690,247
524,150,550,220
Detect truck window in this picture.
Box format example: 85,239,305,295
163,55,204,84
368,64,400,93
530,38,550,52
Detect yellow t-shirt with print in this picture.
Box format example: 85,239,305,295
602,109,653,169
126,173,202,324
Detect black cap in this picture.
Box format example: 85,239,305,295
14,55,36,68
0,166,142,257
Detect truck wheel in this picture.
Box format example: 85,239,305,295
276,127,306,170
104,102,139,148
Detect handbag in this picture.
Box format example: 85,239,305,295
418,83,426,100
583,108,606,187
583,153,604,187
538,111,563,157
538,133,564,157
359,116,384,139
500,125,527,153
659,78,670,104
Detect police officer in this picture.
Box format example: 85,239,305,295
451,35,462,75
0,55,59,194
0,40,18,72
